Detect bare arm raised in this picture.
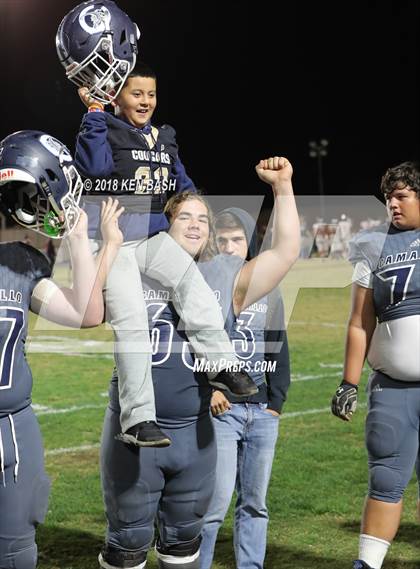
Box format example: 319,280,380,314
233,156,300,315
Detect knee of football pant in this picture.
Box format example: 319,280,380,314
366,413,401,459
366,412,404,502
156,536,201,568
99,543,147,569
0,539,37,569
368,465,403,503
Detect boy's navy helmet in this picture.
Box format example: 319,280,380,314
56,0,140,104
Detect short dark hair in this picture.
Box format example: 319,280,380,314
126,62,157,83
381,161,420,199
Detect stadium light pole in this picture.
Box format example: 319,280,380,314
309,139,329,219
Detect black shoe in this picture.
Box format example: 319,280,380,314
115,421,171,448
353,561,373,569
99,543,146,568
209,369,258,397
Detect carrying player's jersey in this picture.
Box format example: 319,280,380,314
350,223,420,381
109,273,211,429
109,254,244,428
0,243,51,416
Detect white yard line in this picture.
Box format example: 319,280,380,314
35,403,106,416
291,372,342,382
282,403,367,419
290,321,346,328
45,443,100,456
27,335,114,356
44,403,368,457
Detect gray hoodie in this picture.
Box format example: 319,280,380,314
215,208,291,412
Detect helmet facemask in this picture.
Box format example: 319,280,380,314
59,163,83,237
65,35,134,103
38,154,83,239
62,11,140,105
37,144,83,239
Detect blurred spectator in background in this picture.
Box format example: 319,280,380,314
299,215,313,258
330,213,353,259
312,218,331,257
360,216,382,230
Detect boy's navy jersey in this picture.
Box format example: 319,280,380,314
109,255,243,428
0,243,51,417
349,223,420,322
75,112,196,241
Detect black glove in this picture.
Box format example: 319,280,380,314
331,380,358,421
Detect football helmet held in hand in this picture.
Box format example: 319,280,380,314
56,0,140,103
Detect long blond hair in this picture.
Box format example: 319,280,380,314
164,191,218,261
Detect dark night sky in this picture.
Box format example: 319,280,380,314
1,0,419,202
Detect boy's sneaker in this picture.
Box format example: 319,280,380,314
116,421,171,447
353,561,373,569
209,369,258,397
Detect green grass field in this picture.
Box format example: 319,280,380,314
27,260,420,569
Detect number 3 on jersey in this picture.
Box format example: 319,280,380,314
233,312,256,360
0,308,24,390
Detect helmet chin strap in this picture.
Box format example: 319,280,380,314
39,176,64,220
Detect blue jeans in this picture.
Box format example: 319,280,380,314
200,403,279,569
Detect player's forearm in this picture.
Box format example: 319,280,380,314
270,180,300,263
32,236,103,328
57,239,119,327
342,323,373,385
233,181,300,312
65,233,104,326
86,240,120,323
